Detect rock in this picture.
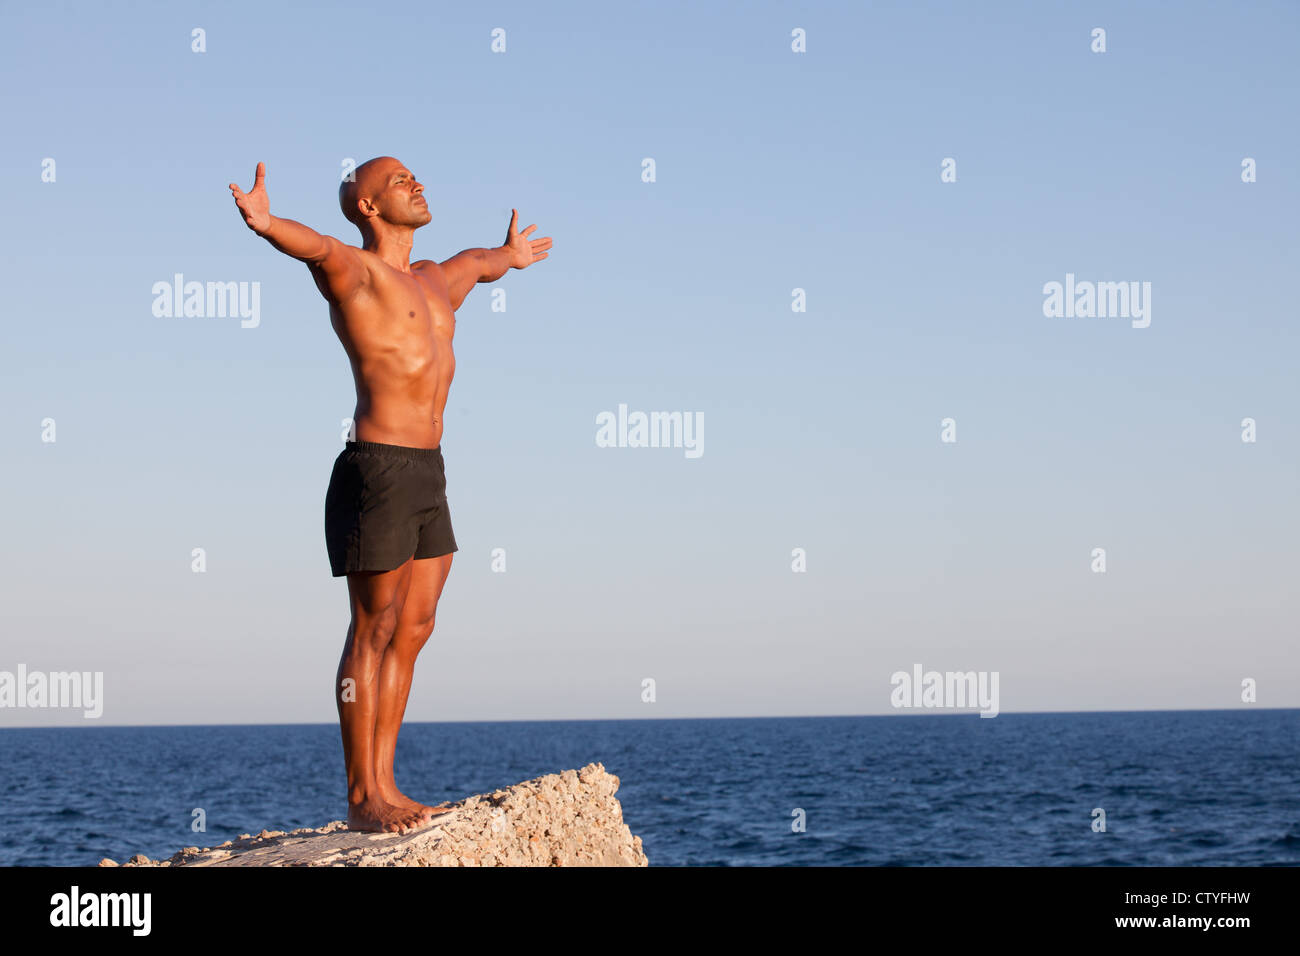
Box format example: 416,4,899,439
97,762,647,867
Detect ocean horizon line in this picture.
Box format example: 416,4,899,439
1,705,1293,732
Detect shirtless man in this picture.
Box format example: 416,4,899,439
228,157,551,833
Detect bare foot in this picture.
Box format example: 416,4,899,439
377,782,454,824
347,798,434,834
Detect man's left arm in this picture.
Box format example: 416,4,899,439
439,208,552,311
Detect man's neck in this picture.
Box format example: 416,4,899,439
364,226,415,273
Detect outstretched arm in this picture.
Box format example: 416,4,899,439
439,208,553,310
229,162,369,303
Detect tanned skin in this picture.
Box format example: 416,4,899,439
229,157,551,833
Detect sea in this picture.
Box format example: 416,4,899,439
2,710,1297,867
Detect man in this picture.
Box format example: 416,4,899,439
228,157,552,833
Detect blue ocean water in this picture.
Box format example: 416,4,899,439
2,711,1297,867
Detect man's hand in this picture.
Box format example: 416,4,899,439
503,208,553,269
229,162,272,235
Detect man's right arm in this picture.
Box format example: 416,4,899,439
230,162,369,303
262,217,369,303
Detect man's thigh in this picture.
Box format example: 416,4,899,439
346,558,415,623
396,553,453,632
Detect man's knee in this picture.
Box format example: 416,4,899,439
393,608,438,652
352,602,402,651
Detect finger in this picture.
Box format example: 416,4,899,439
508,208,518,232
521,224,538,237
253,162,266,189
530,237,553,250
230,185,245,198
533,251,549,261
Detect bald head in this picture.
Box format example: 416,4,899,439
339,157,430,231
339,157,394,226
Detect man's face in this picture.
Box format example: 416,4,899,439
364,159,431,228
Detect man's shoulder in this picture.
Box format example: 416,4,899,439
412,259,451,286
342,245,409,282
310,237,371,270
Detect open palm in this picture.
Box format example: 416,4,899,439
504,208,553,269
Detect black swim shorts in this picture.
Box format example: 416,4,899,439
324,440,458,577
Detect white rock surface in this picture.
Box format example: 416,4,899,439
99,762,647,867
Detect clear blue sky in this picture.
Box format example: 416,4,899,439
2,0,1296,725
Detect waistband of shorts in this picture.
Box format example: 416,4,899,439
342,440,443,461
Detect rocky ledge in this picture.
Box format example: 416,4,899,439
98,762,647,867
